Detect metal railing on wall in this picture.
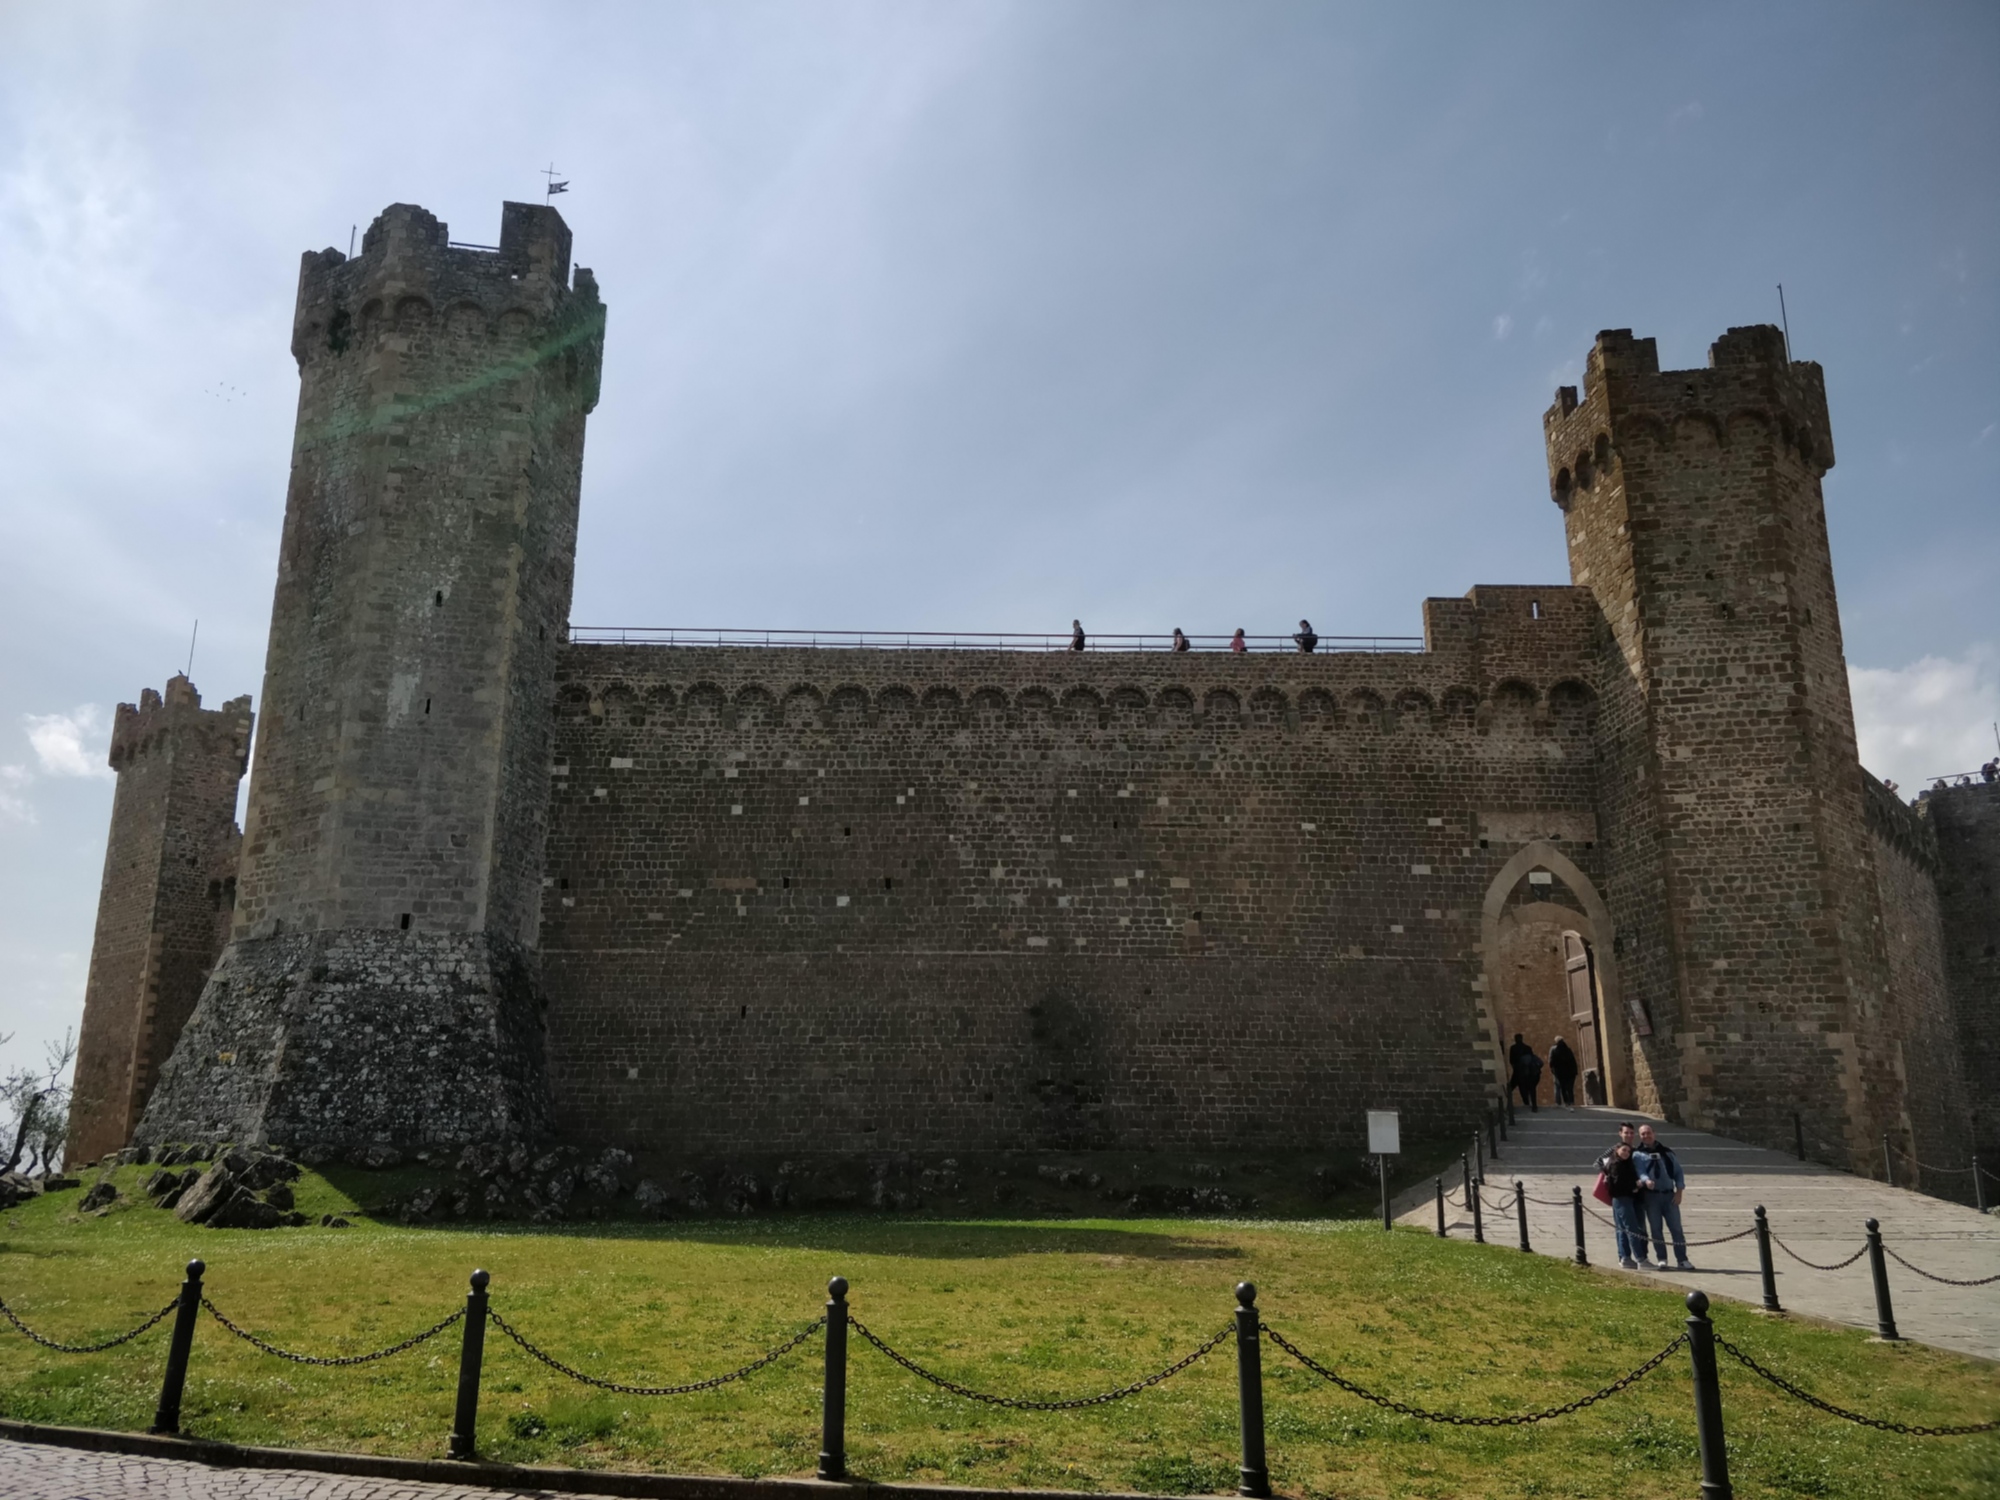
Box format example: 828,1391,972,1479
565,626,1426,653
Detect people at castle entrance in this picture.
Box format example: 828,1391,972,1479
1635,1123,1692,1270
1599,1138,1646,1269
1171,627,1190,653
1069,619,1086,652
1507,1032,1542,1111
1548,1036,1579,1107
1293,619,1317,653
1229,628,1247,653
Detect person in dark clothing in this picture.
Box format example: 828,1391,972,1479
1548,1036,1579,1107
1069,619,1086,652
1507,1033,1542,1111
1171,627,1190,653
1293,619,1318,653
1596,1133,1646,1268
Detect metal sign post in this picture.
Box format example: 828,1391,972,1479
1368,1110,1401,1230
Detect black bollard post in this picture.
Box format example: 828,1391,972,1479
1435,1177,1446,1238
818,1276,849,1481
1794,1111,1806,1161
1488,1116,1500,1162
1233,1283,1270,1498
1461,1152,1472,1216
1474,1131,1485,1186
1754,1207,1779,1313
1864,1220,1900,1341
1685,1292,1733,1500
149,1259,205,1435
1515,1180,1530,1253
1571,1185,1588,1267
1471,1174,1485,1244
447,1270,490,1459
1378,1155,1390,1232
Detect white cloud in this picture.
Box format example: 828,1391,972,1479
24,706,111,779
1850,647,2000,794
0,764,32,825
1493,314,1513,340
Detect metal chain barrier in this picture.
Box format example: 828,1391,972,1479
486,1308,824,1396
1885,1141,1975,1176
202,1297,464,1366
1771,1236,1868,1272
1714,1333,1998,1436
1881,1247,2000,1288
1263,1323,1686,1426
850,1316,1233,1410
0,1293,179,1354
1678,1225,1759,1249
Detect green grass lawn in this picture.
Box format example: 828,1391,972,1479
2,1163,1995,1499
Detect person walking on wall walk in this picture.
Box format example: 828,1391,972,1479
1069,620,1086,652
1507,1032,1542,1111
1635,1123,1693,1269
1548,1035,1578,1108
1171,627,1190,653
1293,619,1318,653
1230,628,1248,654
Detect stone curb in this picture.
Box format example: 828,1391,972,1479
0,1419,1170,1500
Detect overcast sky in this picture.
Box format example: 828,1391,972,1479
2,3,1995,1073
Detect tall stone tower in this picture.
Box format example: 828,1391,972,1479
1547,326,1900,1170
137,202,605,1152
68,677,251,1164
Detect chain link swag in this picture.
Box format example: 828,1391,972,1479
1770,1237,1868,1272
850,1317,1233,1410
1263,1323,1687,1426
0,1294,179,1354
1714,1334,1998,1435
1881,1248,2000,1288
202,1298,463,1365
486,1309,824,1395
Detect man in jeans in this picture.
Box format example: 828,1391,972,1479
1636,1123,1693,1270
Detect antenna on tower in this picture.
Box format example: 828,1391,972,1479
541,163,570,201
1777,284,1792,360
185,620,199,680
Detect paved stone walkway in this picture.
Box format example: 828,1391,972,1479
0,1437,596,1498
1397,1104,2000,1360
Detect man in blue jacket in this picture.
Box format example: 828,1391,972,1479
1634,1123,1692,1270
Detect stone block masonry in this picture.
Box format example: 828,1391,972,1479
134,201,604,1153
70,241,1984,1194
539,600,1606,1157
68,677,250,1166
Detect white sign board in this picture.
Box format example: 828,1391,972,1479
1367,1110,1401,1156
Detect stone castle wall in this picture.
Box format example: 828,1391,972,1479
68,678,250,1164
134,201,605,1151
537,586,1609,1158
1545,327,1902,1171
1925,782,2000,1163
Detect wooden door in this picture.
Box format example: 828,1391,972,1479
1563,931,1600,1076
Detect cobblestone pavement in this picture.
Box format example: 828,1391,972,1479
0,1436,602,1499
1397,1105,2000,1360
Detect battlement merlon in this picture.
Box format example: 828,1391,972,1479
1542,325,1834,509
107,676,253,771
289,201,604,386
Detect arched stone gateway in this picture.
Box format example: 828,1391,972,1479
1478,840,1642,1110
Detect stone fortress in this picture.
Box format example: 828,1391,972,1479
63,201,1999,1197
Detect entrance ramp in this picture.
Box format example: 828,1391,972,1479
1398,1104,2000,1360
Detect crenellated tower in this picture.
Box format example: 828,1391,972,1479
69,677,251,1164
137,202,606,1152
1547,326,1905,1170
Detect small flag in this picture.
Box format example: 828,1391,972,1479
547,180,569,196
